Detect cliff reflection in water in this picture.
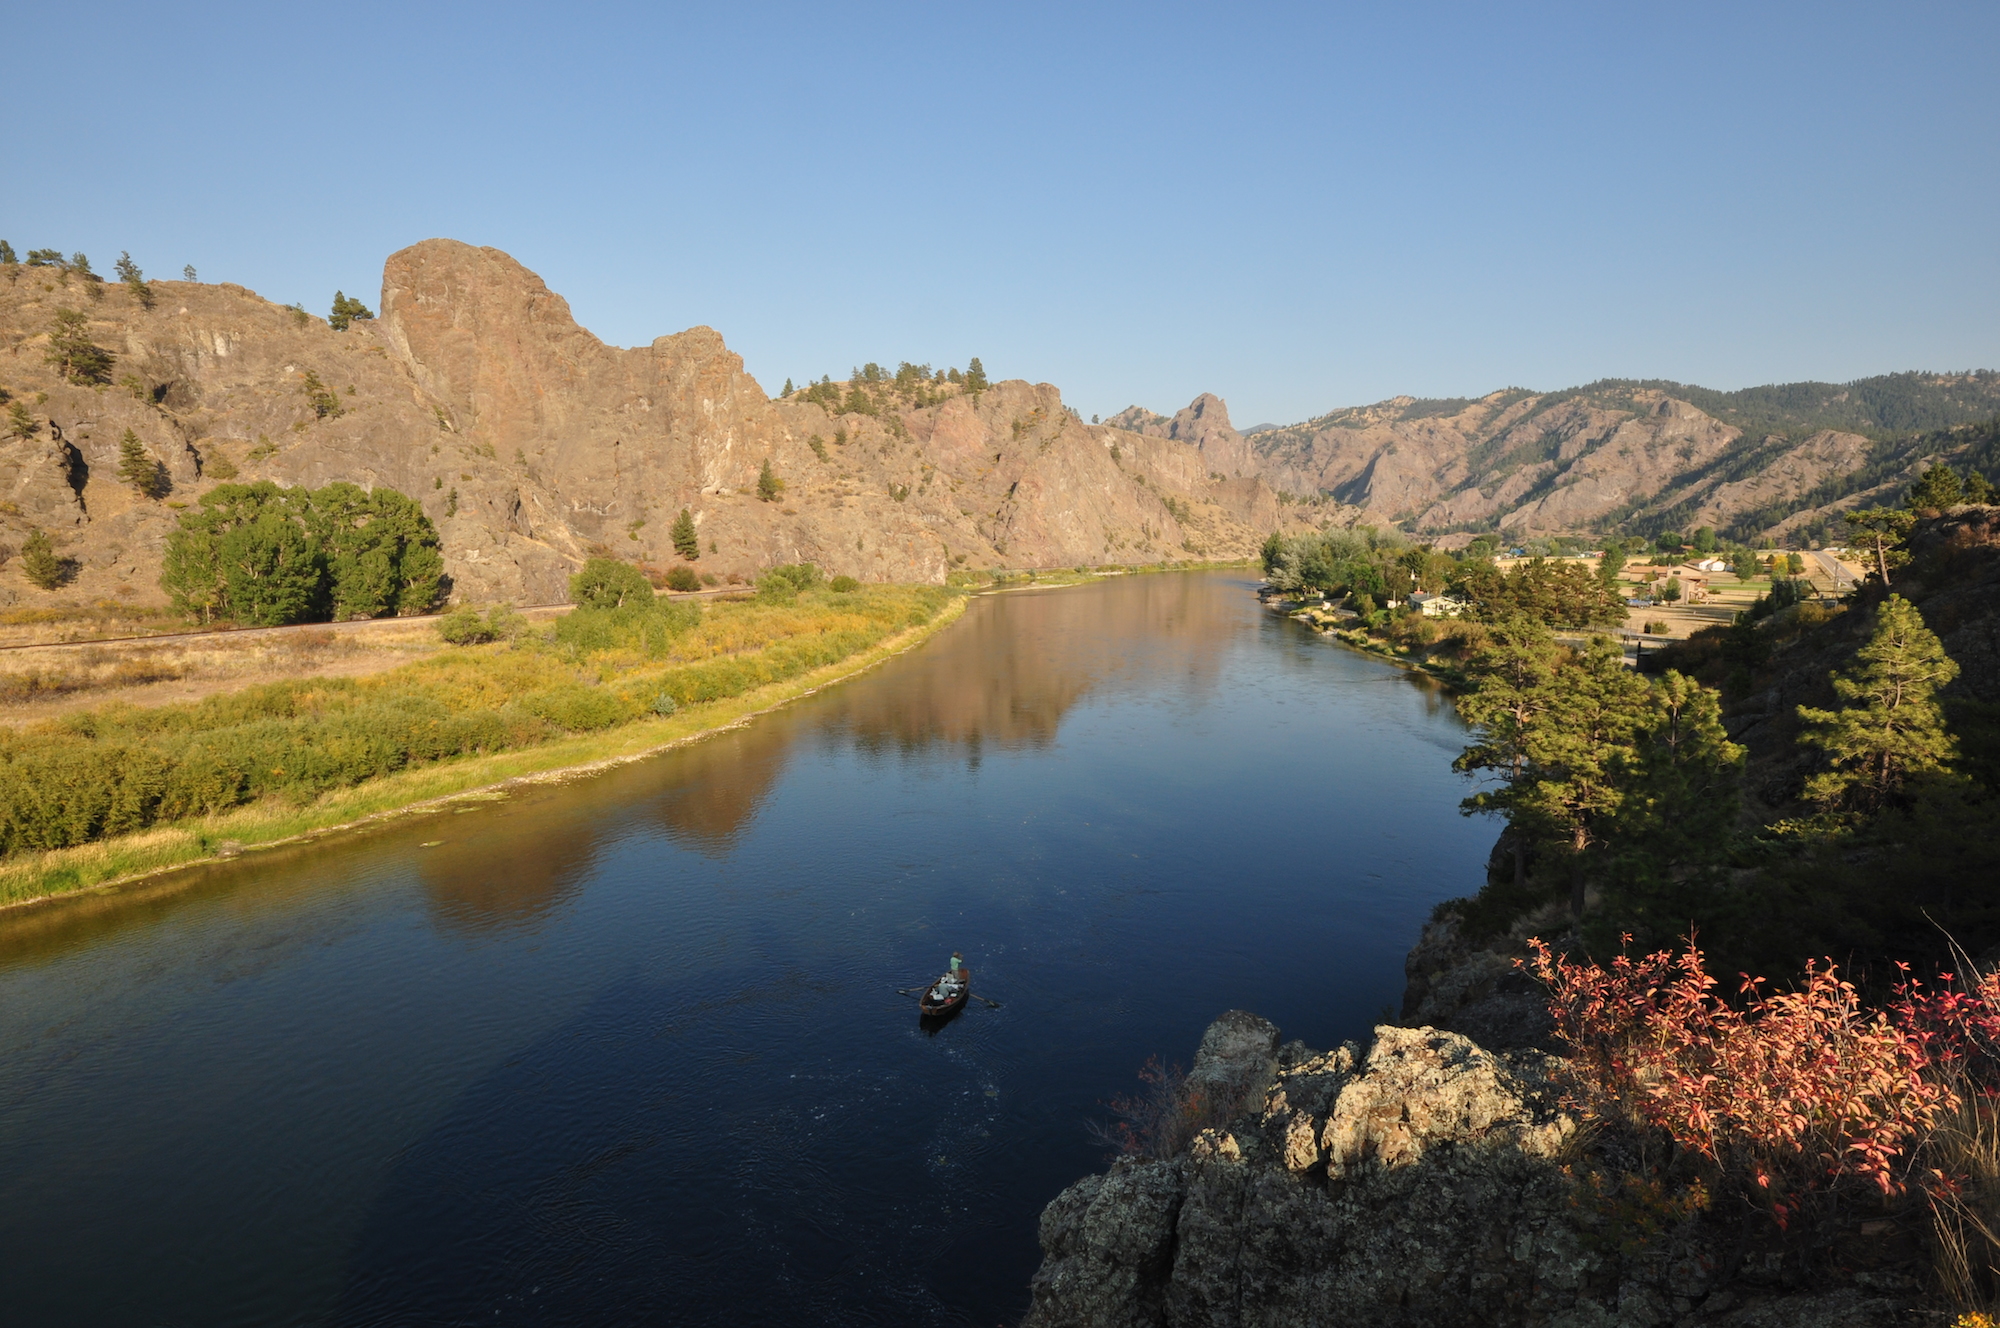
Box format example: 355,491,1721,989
640,574,1244,854
825,573,1238,758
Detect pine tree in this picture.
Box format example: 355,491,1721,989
6,402,36,441
0,240,16,265
781,378,794,396
1907,463,1964,511
671,507,700,559
43,309,116,384
1797,594,1959,814
963,357,988,395
19,529,63,589
183,265,197,281
1843,509,1915,585
328,291,375,332
114,251,155,309
1969,471,1998,504
1453,622,1565,891
117,429,168,499
757,458,784,502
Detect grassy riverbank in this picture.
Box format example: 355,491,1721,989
0,585,964,911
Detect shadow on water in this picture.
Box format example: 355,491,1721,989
0,572,1493,1328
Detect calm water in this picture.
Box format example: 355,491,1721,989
0,573,1494,1326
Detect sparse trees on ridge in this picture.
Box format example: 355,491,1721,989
329,291,374,331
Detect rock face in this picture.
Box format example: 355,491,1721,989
1024,1016,1916,1328
1119,382,2000,543
0,245,1286,611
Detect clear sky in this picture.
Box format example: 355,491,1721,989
6,1,1996,426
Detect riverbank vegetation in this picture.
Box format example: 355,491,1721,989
1403,469,2000,1310
0,564,958,906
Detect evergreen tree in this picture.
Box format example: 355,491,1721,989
1907,463,1964,510
781,378,794,396
1453,621,1564,891
0,240,15,265
1513,638,1654,920
757,458,784,502
116,429,168,499
114,252,155,309
1968,471,1998,504
183,265,197,281
6,402,36,441
963,357,989,395
1596,539,1626,588
19,529,63,590
43,309,115,384
671,507,700,560
1842,508,1915,584
1692,526,1716,553
1660,576,1682,602
328,291,375,331
1797,594,1959,814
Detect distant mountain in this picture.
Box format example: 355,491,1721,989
1114,373,2000,543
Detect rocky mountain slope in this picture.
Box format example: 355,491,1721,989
1115,375,2000,545
0,243,1286,610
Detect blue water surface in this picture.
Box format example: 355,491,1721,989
0,572,1496,1326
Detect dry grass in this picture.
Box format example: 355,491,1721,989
0,595,966,911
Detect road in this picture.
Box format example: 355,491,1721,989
1806,550,1862,591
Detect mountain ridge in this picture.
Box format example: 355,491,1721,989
1115,371,2000,543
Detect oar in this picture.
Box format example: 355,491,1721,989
895,982,933,995
972,994,1002,1009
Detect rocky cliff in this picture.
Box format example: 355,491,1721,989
1116,378,2000,545
1023,1011,1919,1328
0,244,1286,611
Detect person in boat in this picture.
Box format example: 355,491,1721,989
932,952,967,1001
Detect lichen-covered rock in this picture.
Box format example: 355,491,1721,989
1024,1015,1915,1328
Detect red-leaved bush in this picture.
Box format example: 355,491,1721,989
1525,936,1960,1225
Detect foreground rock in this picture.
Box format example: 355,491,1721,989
1024,1014,1917,1328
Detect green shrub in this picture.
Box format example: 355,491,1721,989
664,565,701,593
519,685,629,732
757,562,822,601
569,558,654,610
829,575,859,593
437,605,496,645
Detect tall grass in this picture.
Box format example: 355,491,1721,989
0,584,954,868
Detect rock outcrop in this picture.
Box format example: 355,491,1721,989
1024,1015,1917,1328
0,245,1288,610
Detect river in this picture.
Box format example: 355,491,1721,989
0,572,1495,1326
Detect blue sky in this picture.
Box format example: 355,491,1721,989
7,1,1996,425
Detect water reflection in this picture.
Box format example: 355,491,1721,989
417,803,589,934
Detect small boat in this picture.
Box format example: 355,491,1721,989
919,968,970,1020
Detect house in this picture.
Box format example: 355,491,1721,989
1411,592,1468,618
1692,557,1728,573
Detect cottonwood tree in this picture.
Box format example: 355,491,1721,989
569,558,654,610
117,429,169,499
671,507,700,560
1797,594,1959,815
